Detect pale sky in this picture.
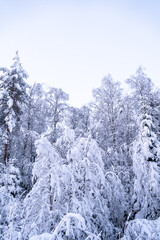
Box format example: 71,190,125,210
0,0,160,107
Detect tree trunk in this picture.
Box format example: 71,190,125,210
49,175,54,232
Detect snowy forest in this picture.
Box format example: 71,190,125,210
0,52,160,240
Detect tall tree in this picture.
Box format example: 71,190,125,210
126,67,160,219
91,74,123,152
126,66,154,116
0,51,28,166
131,113,160,219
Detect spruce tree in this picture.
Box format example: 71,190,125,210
0,51,28,165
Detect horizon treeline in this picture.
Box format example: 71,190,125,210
0,52,160,240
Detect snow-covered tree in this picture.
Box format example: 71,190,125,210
126,66,154,113
126,67,160,220
91,74,123,153
21,136,72,239
45,87,69,143
131,113,160,219
0,160,23,240
67,136,114,239
0,52,29,239
0,51,28,165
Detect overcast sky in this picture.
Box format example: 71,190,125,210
0,0,160,107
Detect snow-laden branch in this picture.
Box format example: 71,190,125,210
29,213,102,240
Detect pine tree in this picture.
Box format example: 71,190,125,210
0,52,29,239
0,51,28,165
132,113,160,219
127,67,160,219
